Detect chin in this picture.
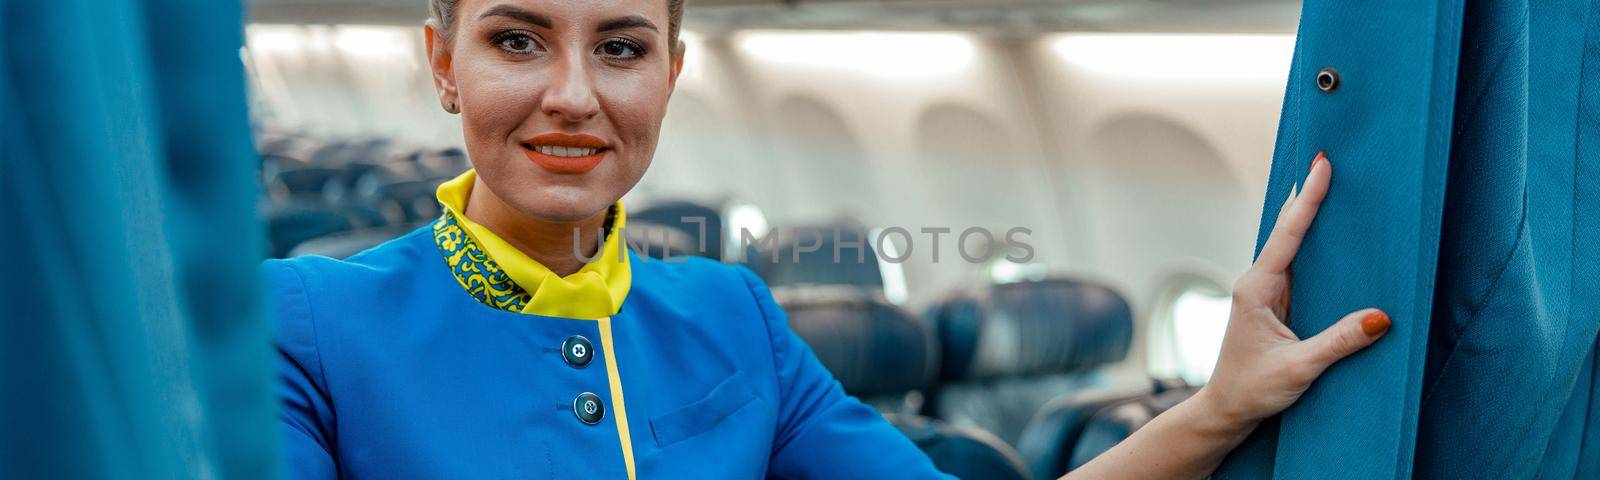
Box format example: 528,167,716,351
511,186,616,224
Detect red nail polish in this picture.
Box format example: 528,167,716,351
1361,311,1391,337
1312,151,1327,173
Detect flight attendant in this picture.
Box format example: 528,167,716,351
263,0,1392,478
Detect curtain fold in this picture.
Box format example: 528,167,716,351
0,0,277,478
1216,0,1600,478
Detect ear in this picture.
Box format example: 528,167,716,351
667,40,686,91
425,21,459,113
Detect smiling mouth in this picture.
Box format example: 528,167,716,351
521,134,611,174
526,145,606,158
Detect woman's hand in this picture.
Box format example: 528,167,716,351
1062,152,1392,480
1196,151,1391,428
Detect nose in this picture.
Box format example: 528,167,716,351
541,54,600,123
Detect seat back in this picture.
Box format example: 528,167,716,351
265,203,356,258
269,166,342,201
776,285,1028,480
1013,379,1189,478
288,223,428,260
374,179,445,224
630,200,723,260
625,219,706,261
888,414,1032,480
745,225,882,289
776,286,935,398
1066,385,1198,471
926,278,1135,446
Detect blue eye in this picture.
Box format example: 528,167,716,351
597,40,644,60
494,32,538,54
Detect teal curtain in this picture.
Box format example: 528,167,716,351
0,0,278,478
1216,0,1600,478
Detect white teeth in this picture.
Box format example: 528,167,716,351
533,145,600,157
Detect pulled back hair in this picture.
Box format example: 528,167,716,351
429,0,686,51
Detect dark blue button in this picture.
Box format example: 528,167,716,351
574,392,604,425
562,335,593,368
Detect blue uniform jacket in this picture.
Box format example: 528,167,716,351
263,226,951,479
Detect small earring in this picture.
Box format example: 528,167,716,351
446,101,457,113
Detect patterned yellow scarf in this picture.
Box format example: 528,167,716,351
431,170,630,318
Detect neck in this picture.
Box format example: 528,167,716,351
463,177,607,277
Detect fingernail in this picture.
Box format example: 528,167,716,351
1361,310,1391,337
1312,151,1327,173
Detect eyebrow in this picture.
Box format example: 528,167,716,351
597,15,659,33
477,5,553,28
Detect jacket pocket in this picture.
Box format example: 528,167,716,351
649,370,758,448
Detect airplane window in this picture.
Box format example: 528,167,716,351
1149,276,1232,385
1168,288,1231,384
725,203,770,260
869,228,910,305
988,259,1048,285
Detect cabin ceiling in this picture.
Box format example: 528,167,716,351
248,0,1301,35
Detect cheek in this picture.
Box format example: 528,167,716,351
597,70,671,160
457,59,541,147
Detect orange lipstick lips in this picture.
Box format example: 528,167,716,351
522,133,609,174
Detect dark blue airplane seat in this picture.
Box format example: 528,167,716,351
888,414,1032,480
774,286,936,398
372,179,445,225
1064,384,1198,471
416,147,471,178
624,219,705,261
775,285,1030,480
346,138,393,164
925,278,1135,450
393,147,428,165
352,162,429,198
259,153,307,183
744,224,882,289
630,200,724,260
319,161,380,204
1013,378,1189,479
265,203,356,258
306,140,353,166
256,134,311,159
267,166,342,202
287,223,430,260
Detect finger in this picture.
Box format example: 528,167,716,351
1256,152,1333,274
1276,181,1297,222
1297,308,1390,369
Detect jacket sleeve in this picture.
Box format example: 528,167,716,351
735,267,954,479
263,260,339,480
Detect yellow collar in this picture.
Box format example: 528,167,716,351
431,169,630,319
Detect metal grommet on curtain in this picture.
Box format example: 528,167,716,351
1316,67,1340,92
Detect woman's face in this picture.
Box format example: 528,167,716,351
427,0,683,222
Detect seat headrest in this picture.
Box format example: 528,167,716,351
624,220,703,260
931,278,1133,380
272,167,342,198
744,225,882,289
288,223,425,260
773,286,935,396
631,201,723,260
